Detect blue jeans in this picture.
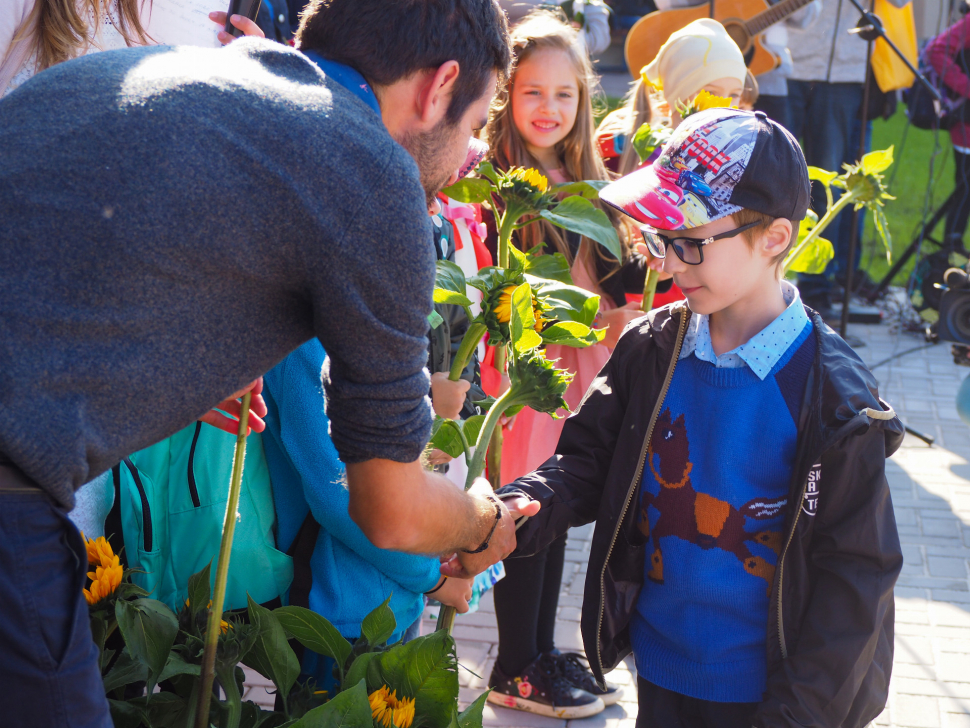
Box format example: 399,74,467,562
0,491,111,728
787,81,865,301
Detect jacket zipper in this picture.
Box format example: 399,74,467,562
124,457,153,552
774,464,812,659
187,421,203,508
595,306,689,680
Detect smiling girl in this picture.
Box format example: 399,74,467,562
482,10,646,719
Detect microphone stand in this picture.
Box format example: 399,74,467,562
839,0,942,339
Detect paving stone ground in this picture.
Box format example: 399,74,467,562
244,315,970,727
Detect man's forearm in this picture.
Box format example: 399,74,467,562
346,459,494,554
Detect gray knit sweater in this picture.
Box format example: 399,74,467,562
0,39,435,509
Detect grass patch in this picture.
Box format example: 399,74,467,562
857,106,956,287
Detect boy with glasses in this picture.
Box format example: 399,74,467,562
497,109,904,728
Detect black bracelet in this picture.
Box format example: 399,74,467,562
460,495,502,555
425,576,447,595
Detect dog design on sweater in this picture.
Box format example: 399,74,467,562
637,409,787,592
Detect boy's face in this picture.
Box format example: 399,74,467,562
654,215,788,316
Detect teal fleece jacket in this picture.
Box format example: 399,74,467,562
262,339,439,642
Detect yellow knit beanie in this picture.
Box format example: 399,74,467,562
642,19,747,109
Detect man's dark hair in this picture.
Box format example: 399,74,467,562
297,0,511,124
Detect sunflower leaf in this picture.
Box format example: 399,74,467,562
246,597,301,699
114,598,178,699
540,196,622,260
510,282,542,357
287,680,372,728
371,631,459,728
441,177,493,204
552,180,609,199
361,596,397,647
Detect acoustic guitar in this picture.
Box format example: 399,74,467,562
624,0,816,80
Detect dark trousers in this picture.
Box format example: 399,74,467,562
636,677,758,728
787,81,865,302
946,148,970,245
0,490,112,728
493,533,567,675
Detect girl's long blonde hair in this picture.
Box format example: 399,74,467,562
15,0,150,74
485,9,631,282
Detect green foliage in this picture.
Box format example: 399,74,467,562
115,598,179,697
287,681,373,728
91,568,484,728
245,596,301,701
786,212,835,275
784,147,896,275
631,122,673,164
539,196,622,260
368,631,458,728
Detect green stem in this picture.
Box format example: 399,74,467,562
640,269,660,312
485,346,507,490
782,193,855,274
464,385,518,490
216,664,243,728
194,393,252,728
436,386,521,634
449,321,487,382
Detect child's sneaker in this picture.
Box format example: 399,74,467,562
486,653,605,719
548,650,622,706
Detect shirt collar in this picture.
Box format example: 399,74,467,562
301,51,381,116
680,280,811,380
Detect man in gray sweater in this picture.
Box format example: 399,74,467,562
0,2,533,725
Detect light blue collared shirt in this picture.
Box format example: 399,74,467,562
679,280,811,380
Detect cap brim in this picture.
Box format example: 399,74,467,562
600,162,725,232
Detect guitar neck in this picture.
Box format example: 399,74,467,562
745,0,814,36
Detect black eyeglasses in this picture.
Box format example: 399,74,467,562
640,221,763,265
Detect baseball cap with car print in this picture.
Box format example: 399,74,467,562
599,108,811,232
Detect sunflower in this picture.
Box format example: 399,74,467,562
678,89,736,119
83,558,123,605
369,686,416,728
496,167,557,214
82,534,115,569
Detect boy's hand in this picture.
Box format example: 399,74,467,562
199,378,267,435
598,301,645,350
209,11,264,45
428,576,474,613
635,242,673,279
430,372,471,420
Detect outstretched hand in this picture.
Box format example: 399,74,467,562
198,378,268,435
438,479,540,579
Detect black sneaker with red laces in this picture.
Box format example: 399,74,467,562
486,652,605,719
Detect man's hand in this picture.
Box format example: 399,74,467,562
428,576,474,614
439,478,540,579
198,378,268,435
209,11,265,45
430,373,471,420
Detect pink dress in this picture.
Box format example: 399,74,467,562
499,243,616,484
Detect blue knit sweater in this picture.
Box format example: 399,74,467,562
631,322,815,702
262,340,439,650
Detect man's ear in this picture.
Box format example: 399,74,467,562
417,60,460,126
762,218,793,260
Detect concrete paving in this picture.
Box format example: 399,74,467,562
244,312,970,727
